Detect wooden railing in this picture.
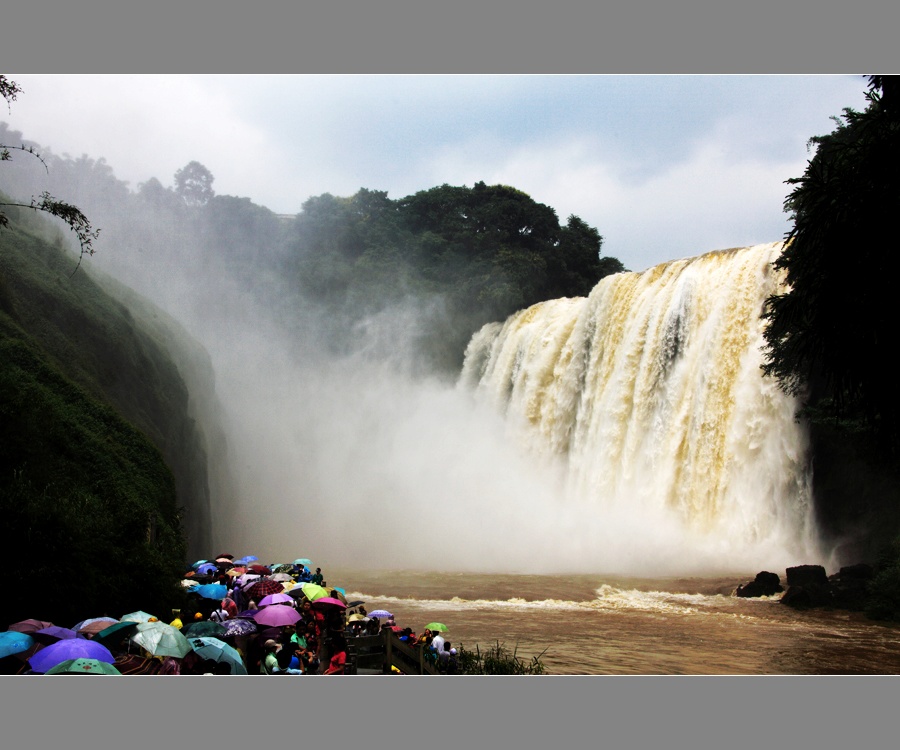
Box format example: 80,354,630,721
345,630,438,675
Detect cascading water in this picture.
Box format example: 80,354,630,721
459,242,824,572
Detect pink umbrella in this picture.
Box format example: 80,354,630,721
252,606,301,628
311,597,347,609
258,593,294,607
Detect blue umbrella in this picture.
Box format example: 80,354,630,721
190,583,229,600
28,638,115,673
191,559,209,569
0,631,35,659
196,563,219,576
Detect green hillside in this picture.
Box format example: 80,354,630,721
0,216,211,625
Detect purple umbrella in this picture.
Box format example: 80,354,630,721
33,626,82,645
252,606,301,628
258,593,294,607
28,638,115,673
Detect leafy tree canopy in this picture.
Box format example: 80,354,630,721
174,160,215,206
762,75,900,455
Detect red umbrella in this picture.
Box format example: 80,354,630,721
252,606,301,628
245,579,284,601
248,564,272,575
7,619,54,634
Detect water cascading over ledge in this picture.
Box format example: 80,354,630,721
459,242,824,571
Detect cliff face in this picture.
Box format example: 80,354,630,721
0,219,216,623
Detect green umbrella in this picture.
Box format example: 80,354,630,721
182,621,226,638
129,621,192,658
425,622,449,632
45,658,122,675
300,582,329,602
120,611,159,624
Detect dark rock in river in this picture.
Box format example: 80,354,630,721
781,564,834,609
735,571,784,598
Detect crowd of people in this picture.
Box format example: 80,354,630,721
1,553,458,675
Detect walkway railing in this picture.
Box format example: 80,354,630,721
345,630,438,675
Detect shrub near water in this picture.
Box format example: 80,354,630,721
455,642,547,675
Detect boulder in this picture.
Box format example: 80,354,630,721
782,564,833,609
735,571,784,598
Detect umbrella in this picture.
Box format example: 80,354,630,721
129,621,192,658
7,619,54,634
113,653,161,675
270,573,294,582
369,610,393,619
272,564,295,574
78,620,121,637
293,558,312,566
346,600,365,608
73,616,118,632
300,583,329,602
221,618,257,638
93,621,140,648
33,626,81,645
425,622,449,632
181,579,201,589
311,597,347,609
191,559,210,569
248,564,272,575
347,614,369,623
45,658,122,675
215,553,235,561
246,579,284,601
252,606,301,628
258,593,294,607
190,583,229,600
120,611,159,624
188,637,248,675
28,638,115,673
236,573,261,587
196,563,219,576
0,631,35,659
182,621,227,638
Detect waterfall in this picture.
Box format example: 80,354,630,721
460,242,824,571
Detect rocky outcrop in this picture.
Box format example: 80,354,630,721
735,571,784,598
777,563,874,610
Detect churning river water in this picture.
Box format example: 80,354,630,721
334,569,900,675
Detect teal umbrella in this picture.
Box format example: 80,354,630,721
293,558,312,566
93,621,141,648
0,631,35,659
188,637,248,675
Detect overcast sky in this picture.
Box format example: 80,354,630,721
5,74,869,272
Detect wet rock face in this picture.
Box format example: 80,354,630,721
735,571,784,598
